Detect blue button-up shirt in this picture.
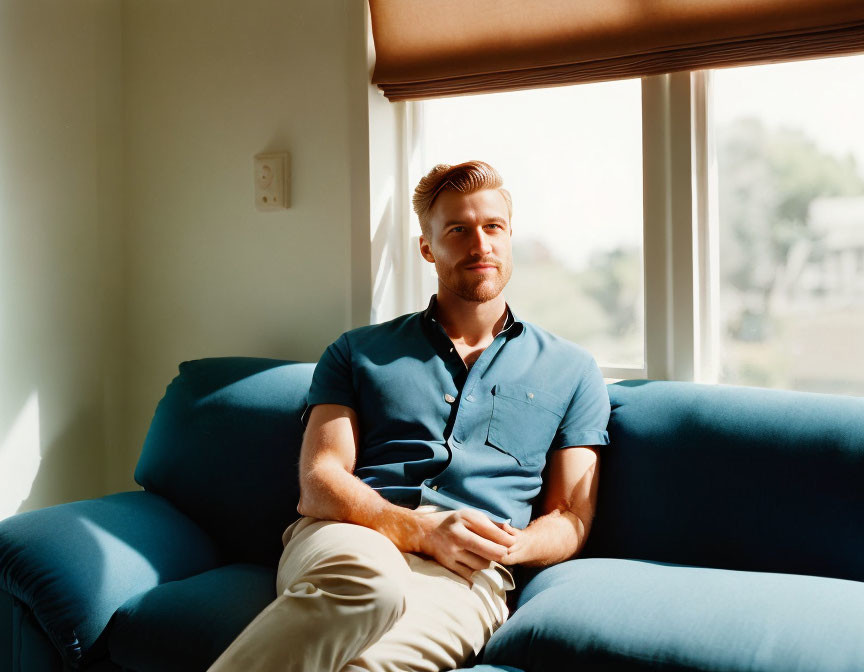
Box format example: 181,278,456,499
302,294,610,529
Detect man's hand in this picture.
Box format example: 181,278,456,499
496,522,532,566
493,446,600,568
416,508,517,582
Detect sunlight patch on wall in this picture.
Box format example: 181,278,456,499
0,392,42,521
371,175,399,323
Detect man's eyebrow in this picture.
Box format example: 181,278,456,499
443,217,508,227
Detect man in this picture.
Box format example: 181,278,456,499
208,161,610,672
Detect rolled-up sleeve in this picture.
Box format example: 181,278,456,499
300,333,355,426
551,356,611,449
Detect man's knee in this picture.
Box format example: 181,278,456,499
283,557,407,625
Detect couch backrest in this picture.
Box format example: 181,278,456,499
136,362,864,580
134,357,314,566
584,380,864,582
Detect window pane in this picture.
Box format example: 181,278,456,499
421,82,644,369
714,55,864,395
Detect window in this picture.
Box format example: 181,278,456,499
714,55,864,395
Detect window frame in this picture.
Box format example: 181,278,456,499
641,70,719,384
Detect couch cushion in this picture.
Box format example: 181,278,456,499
484,558,864,671
108,563,276,672
0,491,222,668
134,357,314,566
589,380,864,581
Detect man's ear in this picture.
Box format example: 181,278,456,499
419,235,436,263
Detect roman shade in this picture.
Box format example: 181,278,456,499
369,0,864,101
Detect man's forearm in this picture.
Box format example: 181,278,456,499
297,464,428,554
505,508,590,567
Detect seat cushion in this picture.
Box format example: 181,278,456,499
108,563,276,672
483,558,864,671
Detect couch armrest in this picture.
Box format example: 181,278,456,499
0,491,223,668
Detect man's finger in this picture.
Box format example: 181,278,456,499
456,549,493,572
491,520,519,536
456,528,509,562
462,513,517,547
442,557,476,583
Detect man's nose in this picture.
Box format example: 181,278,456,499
469,228,493,256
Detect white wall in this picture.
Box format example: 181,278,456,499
119,0,369,489
1,0,372,508
0,0,125,516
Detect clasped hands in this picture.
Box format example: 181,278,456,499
415,508,529,582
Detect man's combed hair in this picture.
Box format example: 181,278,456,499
412,161,512,236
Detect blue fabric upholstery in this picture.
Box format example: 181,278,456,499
483,557,864,671
109,563,276,672
134,358,314,566
1,590,10,668
2,590,65,672
586,380,864,581
2,588,122,672
0,491,222,668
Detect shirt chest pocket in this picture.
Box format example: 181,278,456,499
486,383,567,467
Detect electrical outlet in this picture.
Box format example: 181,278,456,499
254,152,290,211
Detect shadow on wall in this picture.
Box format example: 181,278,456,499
16,404,103,516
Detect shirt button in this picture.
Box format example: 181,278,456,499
528,392,534,399
449,347,454,353
431,485,438,491
466,394,475,402
444,393,456,403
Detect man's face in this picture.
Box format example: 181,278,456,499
419,188,513,303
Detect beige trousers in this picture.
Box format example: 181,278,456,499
207,507,515,672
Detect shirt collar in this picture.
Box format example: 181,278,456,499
421,294,523,336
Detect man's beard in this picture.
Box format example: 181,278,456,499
437,258,513,303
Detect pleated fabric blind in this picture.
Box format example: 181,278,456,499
369,0,864,101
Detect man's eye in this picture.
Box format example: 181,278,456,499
450,226,464,233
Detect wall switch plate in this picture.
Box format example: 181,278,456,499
254,152,290,211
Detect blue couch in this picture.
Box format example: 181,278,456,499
2,357,863,671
